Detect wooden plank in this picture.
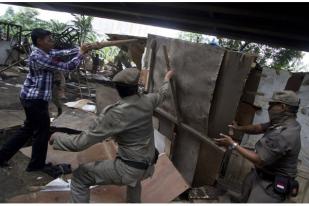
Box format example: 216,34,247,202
208,52,256,139
145,39,157,92
241,67,263,104
193,52,256,186
172,126,201,185
51,108,97,132
241,68,291,148
285,72,305,92
162,45,182,123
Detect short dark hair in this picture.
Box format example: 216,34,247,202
114,82,138,98
31,28,51,46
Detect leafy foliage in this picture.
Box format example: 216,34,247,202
178,32,207,43
71,14,97,44
178,31,304,71
0,7,48,31
0,7,121,62
218,38,303,71
47,20,68,33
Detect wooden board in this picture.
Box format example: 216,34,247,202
194,51,256,186
145,34,225,185
50,108,97,132
241,68,291,148
208,52,256,139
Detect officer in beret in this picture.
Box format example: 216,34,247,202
50,68,175,203
215,90,301,203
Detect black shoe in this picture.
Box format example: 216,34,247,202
27,163,72,178
42,163,72,178
26,162,52,172
0,161,10,168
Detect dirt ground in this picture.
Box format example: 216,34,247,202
0,67,233,203
0,152,53,202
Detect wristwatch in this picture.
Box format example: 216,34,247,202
230,142,239,150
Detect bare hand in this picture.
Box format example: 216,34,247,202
228,120,240,131
164,69,175,81
80,43,93,54
49,136,55,145
214,133,235,148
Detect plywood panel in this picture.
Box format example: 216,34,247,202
195,51,255,186
145,34,225,185
172,126,201,184
208,52,256,139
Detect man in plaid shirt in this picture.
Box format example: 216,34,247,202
0,28,91,173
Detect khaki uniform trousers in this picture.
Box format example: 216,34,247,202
240,170,286,203
70,158,154,203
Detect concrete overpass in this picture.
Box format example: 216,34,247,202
9,2,309,52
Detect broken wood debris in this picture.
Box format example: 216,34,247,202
50,108,96,133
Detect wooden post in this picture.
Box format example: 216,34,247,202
163,45,182,123
92,39,139,50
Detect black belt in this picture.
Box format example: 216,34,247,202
256,169,275,181
117,149,159,170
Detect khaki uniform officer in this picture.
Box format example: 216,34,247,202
215,90,301,203
51,68,175,203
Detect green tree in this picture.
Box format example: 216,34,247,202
218,38,303,71
178,31,304,71
71,14,97,43
1,6,15,21
0,7,49,31
178,32,206,43
47,20,68,33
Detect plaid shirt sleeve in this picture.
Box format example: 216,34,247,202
33,51,84,72
50,47,80,57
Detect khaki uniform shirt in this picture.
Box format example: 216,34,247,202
255,118,301,177
54,81,169,164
